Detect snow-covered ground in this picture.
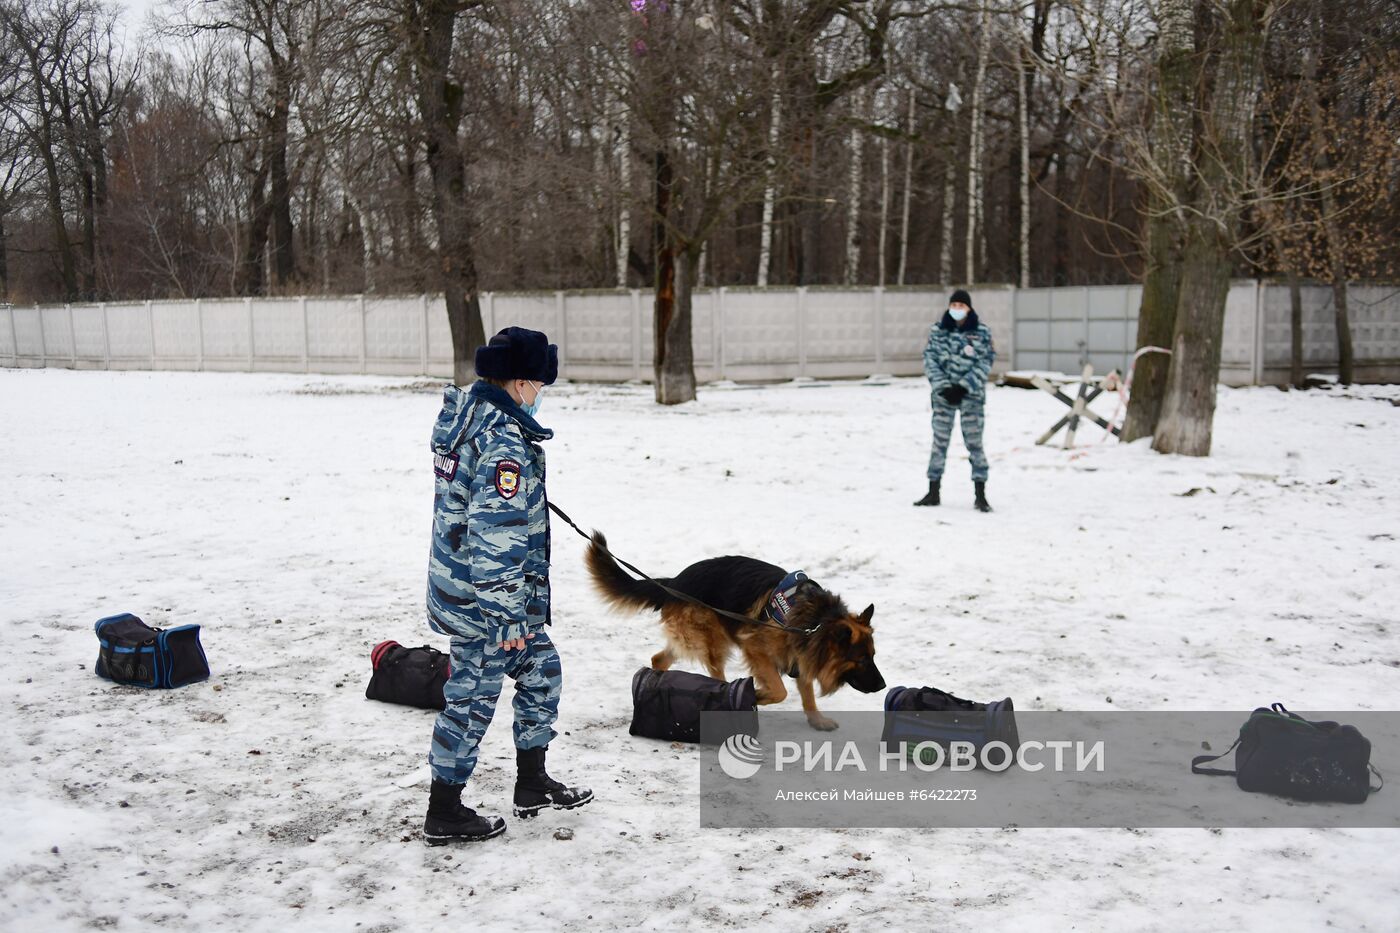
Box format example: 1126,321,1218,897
1,368,1397,931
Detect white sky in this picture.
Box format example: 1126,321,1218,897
113,0,165,37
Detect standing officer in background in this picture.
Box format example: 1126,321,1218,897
422,326,592,845
915,288,995,513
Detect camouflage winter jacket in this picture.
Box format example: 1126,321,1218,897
426,381,552,644
923,310,996,402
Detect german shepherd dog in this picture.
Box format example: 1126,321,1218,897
585,533,885,730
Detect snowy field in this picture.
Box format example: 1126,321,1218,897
2,367,1398,932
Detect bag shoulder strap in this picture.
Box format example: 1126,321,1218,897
1371,764,1384,794
1191,736,1241,777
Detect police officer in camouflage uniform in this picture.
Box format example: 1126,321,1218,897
915,289,995,513
423,326,592,845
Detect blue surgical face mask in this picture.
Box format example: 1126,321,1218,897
949,307,969,322
521,382,543,417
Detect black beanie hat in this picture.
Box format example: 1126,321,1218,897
949,288,974,309
474,327,559,385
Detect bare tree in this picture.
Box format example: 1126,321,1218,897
1120,0,1193,442
1152,0,1273,456
2,0,84,299
964,0,990,283
0,22,42,301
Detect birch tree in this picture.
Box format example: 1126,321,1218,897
964,1,990,283
843,86,866,284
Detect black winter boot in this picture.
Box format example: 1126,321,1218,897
513,746,594,818
974,481,993,513
913,480,941,507
424,780,506,845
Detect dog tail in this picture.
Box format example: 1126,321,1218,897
585,531,673,613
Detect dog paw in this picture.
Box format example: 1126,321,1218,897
807,715,840,731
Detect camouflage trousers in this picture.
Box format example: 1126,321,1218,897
428,632,561,785
927,396,989,482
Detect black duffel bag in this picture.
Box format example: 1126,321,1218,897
365,641,450,710
1192,703,1383,803
881,685,1019,769
630,667,757,745
94,613,209,689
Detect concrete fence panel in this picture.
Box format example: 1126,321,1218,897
4,282,1395,385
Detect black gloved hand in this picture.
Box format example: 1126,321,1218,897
940,385,966,405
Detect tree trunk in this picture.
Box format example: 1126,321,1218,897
898,88,914,286
1152,0,1266,457
268,84,296,290
80,170,96,299
1121,0,1194,443
798,126,820,285
757,81,780,287
1121,215,1184,441
651,147,696,405
617,106,632,288
1051,148,1067,285
84,131,111,298
0,211,8,302
878,110,889,287
940,144,957,284
35,113,78,300
414,0,486,385
1152,220,1232,455
965,3,990,283
239,156,272,296
1329,279,1353,385
1016,34,1031,288
1302,1,1353,385
844,96,864,285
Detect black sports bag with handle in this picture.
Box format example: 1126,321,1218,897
881,685,1019,769
365,641,450,710
630,667,757,744
1192,703,1383,804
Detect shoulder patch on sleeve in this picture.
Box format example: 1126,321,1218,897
494,459,522,499
433,451,459,480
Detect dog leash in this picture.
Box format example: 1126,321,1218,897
546,500,823,636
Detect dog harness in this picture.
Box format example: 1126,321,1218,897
764,570,813,628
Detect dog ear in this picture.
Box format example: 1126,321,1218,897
858,604,874,626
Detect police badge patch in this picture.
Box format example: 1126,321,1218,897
495,460,522,499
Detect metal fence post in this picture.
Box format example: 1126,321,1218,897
1007,284,1018,371
147,300,157,368
68,303,78,367
556,290,568,375
358,294,368,374
631,288,642,381
420,294,430,375
100,302,111,369
873,285,885,368
1260,280,1271,389
7,305,18,366
716,286,727,380
796,286,808,377
1081,285,1091,368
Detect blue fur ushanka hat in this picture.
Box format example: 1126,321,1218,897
474,326,559,384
